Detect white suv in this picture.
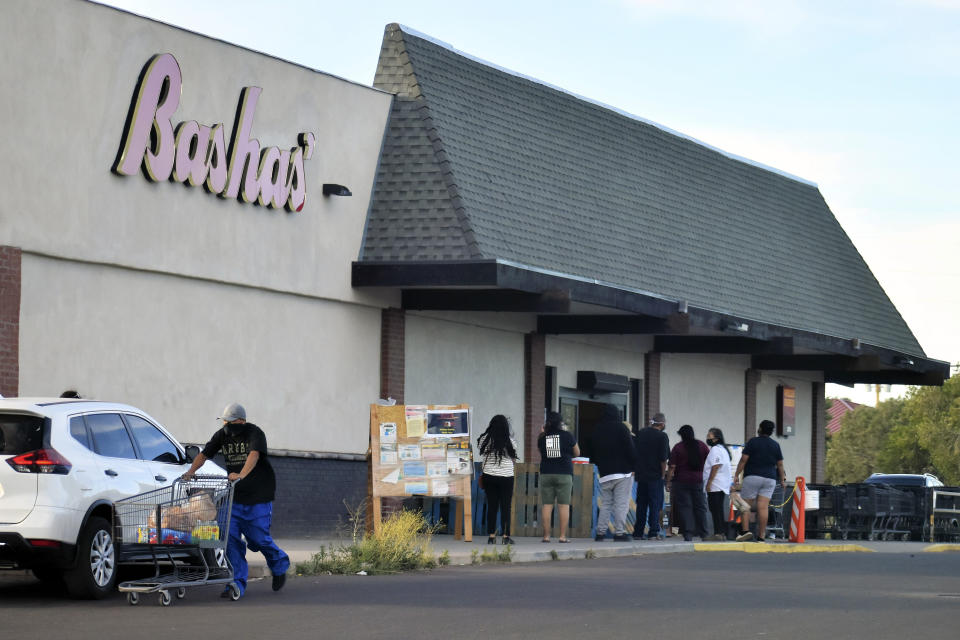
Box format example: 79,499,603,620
0,398,224,598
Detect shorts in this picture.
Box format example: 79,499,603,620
540,473,573,505
741,475,777,500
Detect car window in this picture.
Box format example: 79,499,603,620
85,413,137,460
70,415,91,449
0,414,44,454
124,414,181,464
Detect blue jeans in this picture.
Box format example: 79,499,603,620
634,477,664,536
227,502,290,596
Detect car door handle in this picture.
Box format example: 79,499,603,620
104,469,118,477
155,475,167,482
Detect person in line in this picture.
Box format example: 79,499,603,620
632,412,670,540
538,411,580,543
703,427,733,541
182,403,290,597
478,414,518,545
666,424,710,542
589,406,637,541
734,419,786,542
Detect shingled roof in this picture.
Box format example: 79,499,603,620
358,23,943,377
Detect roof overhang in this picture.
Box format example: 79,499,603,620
352,259,950,386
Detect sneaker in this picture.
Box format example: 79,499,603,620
502,536,515,545
595,533,606,541
754,537,766,543
613,533,630,542
272,573,286,592
632,534,645,540
735,531,754,542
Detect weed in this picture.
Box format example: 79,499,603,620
585,549,597,559
480,549,499,562
550,549,559,560
471,549,480,565
296,509,437,576
438,550,450,566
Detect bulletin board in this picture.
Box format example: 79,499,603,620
369,403,473,541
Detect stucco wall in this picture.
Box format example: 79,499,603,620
546,334,651,393
404,313,526,460
0,0,392,305
19,254,380,454
660,353,749,446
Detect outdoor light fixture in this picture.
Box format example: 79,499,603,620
721,319,749,333
322,183,352,197
677,300,688,314
851,338,861,350
894,355,915,367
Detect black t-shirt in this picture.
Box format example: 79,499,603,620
202,422,276,505
633,426,670,481
538,429,576,475
742,435,784,480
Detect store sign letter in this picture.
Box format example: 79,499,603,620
113,53,315,212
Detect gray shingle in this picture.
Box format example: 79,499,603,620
363,24,924,357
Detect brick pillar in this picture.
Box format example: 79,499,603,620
524,333,545,463
744,369,760,441
644,352,661,425
0,246,21,398
810,382,826,483
376,308,406,524
380,308,405,403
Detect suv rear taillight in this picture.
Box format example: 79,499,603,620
5,448,72,474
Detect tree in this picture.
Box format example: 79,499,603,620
825,398,906,483
903,375,960,484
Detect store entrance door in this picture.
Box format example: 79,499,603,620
558,389,627,458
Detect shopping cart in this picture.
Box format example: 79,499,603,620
113,475,237,605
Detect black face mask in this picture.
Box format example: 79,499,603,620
224,423,245,436
706,438,716,446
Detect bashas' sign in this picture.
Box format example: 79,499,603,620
113,53,315,212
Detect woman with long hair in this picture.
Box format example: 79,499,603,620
537,411,580,542
666,424,710,541
478,415,518,544
703,427,733,541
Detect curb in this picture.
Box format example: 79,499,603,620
923,544,960,552
694,542,874,553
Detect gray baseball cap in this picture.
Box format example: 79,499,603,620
218,402,246,422
651,412,666,425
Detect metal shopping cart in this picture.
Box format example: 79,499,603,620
113,475,237,605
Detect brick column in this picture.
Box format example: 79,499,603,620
376,308,406,524
644,352,661,425
523,333,545,463
380,308,405,403
810,382,826,482
744,369,760,441
0,246,21,398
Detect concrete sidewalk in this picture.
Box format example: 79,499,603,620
246,535,960,578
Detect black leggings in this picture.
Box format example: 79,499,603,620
483,474,514,536
707,491,727,537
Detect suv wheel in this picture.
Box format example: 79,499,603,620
64,516,117,599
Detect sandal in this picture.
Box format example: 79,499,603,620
541,538,551,543
558,538,571,543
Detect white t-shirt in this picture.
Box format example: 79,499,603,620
703,444,732,493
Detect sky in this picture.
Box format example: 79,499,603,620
98,0,959,404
